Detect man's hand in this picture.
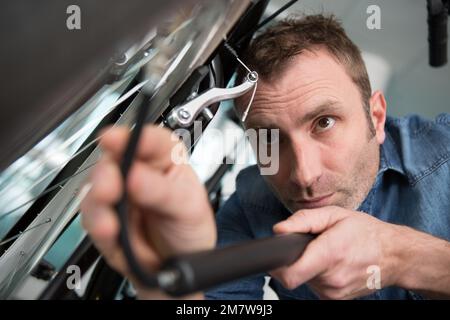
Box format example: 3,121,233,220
270,206,404,299
80,125,216,299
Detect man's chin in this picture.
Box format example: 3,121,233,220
276,188,360,212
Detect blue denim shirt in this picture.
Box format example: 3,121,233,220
205,114,450,300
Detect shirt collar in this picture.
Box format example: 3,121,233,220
378,130,406,177
357,130,407,213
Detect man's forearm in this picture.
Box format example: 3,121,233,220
395,225,450,299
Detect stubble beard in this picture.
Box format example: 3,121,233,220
270,135,381,214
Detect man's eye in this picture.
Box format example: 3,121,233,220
314,116,336,132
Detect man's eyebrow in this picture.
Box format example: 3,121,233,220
298,101,343,126
247,100,343,130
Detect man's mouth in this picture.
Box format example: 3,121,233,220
293,193,334,209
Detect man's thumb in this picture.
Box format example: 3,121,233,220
273,206,351,234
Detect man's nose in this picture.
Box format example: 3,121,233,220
288,140,322,189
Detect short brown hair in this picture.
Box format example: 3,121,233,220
237,14,373,127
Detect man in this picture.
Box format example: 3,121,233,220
81,15,450,299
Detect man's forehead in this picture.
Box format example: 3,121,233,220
236,77,341,122
271,50,349,88
235,48,358,127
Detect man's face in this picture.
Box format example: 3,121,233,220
243,48,386,212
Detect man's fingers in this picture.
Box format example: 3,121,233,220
126,161,178,214
81,203,160,276
128,206,162,267
99,125,187,172
273,206,352,234
87,125,187,207
81,204,120,255
270,236,330,289
97,126,129,161
87,156,123,206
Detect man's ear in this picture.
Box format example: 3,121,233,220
369,90,387,144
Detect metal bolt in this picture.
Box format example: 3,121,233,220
248,71,258,82
178,108,191,120
115,53,127,65
187,91,198,100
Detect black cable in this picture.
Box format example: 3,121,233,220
115,78,160,288
256,0,298,31
237,0,299,46
159,233,314,296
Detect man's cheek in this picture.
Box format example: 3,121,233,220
322,142,356,176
